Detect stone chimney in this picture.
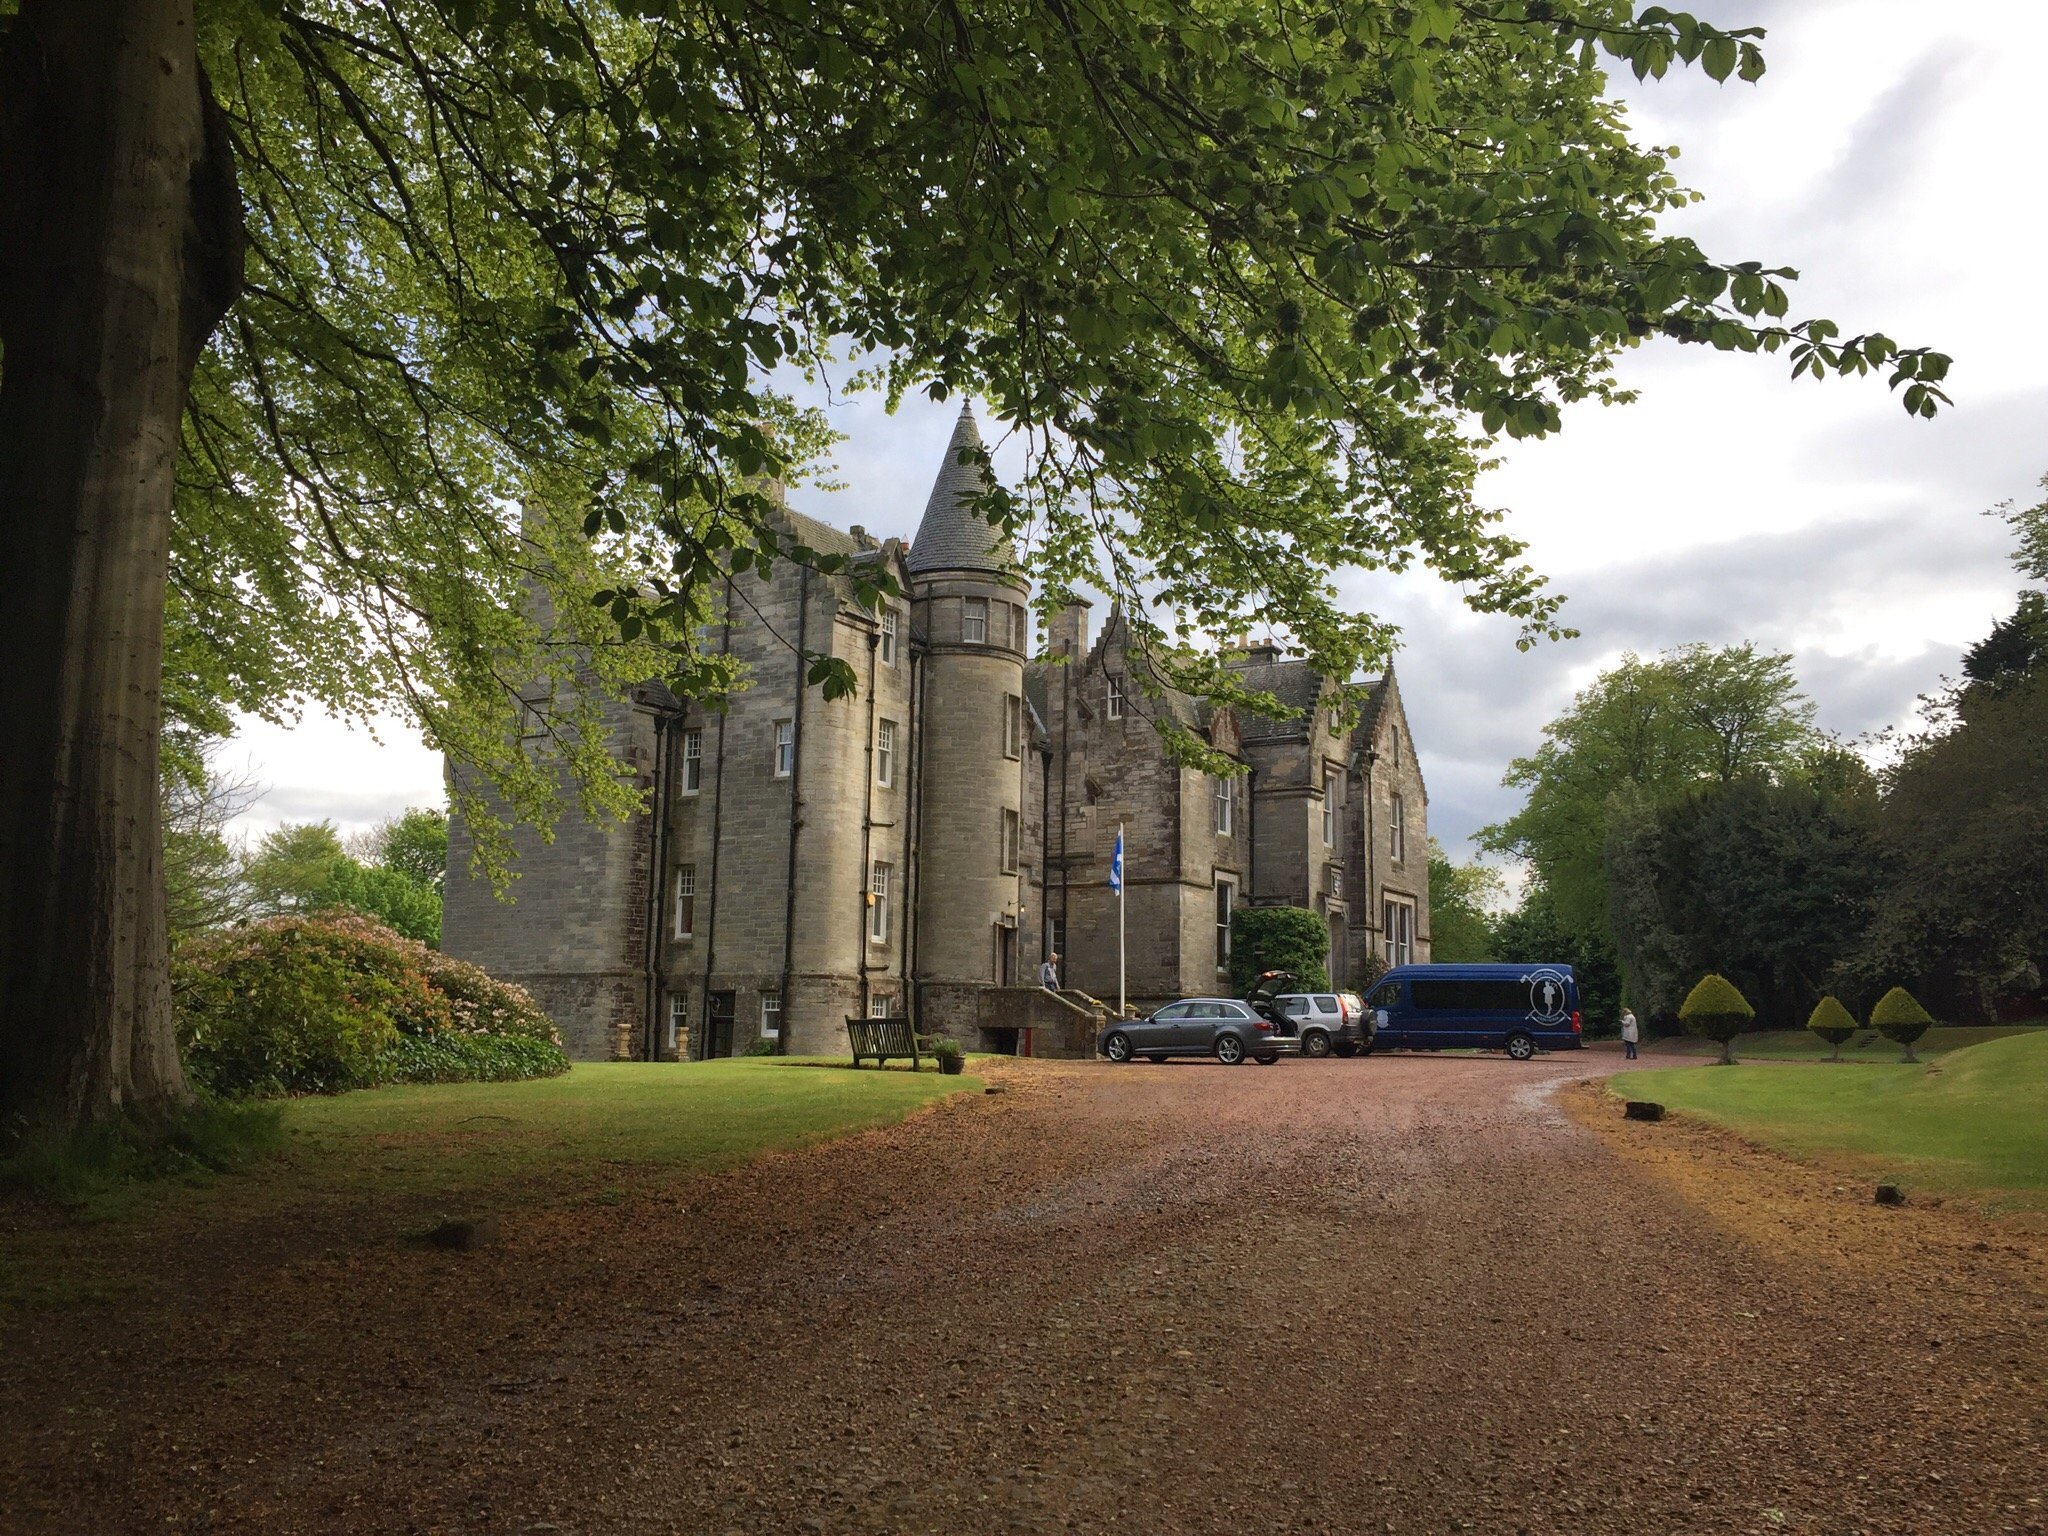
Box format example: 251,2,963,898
1048,596,1093,659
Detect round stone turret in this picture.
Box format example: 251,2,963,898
909,403,1031,988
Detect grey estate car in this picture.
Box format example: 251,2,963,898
1098,998,1296,1065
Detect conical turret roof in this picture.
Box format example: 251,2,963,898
906,401,1015,577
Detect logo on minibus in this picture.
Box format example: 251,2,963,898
1522,968,1571,1026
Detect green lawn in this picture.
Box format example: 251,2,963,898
1644,1023,2044,1062
12,1059,980,1223
1617,1030,2048,1208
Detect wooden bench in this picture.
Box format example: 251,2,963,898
845,1015,925,1069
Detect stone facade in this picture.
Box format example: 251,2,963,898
444,405,1430,1058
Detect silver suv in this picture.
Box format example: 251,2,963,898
1275,992,1370,1058
1098,998,1296,1065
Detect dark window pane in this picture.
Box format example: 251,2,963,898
1410,979,1530,1012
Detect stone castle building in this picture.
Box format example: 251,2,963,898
444,405,1431,1060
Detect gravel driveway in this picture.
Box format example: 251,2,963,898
5,1051,2045,1534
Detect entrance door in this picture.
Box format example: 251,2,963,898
993,922,1016,986
705,991,736,1059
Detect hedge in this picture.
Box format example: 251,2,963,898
1805,995,1860,1061
1227,905,1331,995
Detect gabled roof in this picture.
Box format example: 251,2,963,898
905,402,1016,577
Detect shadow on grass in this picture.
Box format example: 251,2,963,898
1,1099,285,1215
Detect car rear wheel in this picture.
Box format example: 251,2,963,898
1214,1033,1246,1066
1505,1033,1537,1062
1104,1032,1134,1063
1301,1029,1331,1059
1332,1041,1359,1059
1252,1052,1280,1066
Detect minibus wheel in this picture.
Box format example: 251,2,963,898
1505,1033,1537,1062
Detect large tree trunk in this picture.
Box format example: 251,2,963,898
0,0,242,1137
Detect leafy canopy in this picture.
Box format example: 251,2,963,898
1427,840,1502,962
1868,985,1934,1042
1481,644,1822,948
134,0,1949,864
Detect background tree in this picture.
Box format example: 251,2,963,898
0,0,1952,1135
1491,878,1624,1034
1678,973,1754,1066
244,816,444,945
1427,841,1502,963
1481,644,1821,955
1603,769,1878,1029
162,750,259,938
1856,486,2048,1016
356,809,450,894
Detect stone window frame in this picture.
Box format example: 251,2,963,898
680,726,703,794
666,994,688,1052
674,865,697,940
1213,774,1234,836
1322,761,1343,847
869,860,892,945
1214,875,1237,973
1382,894,1416,967
963,596,990,645
1389,725,1401,768
1001,807,1020,873
1011,602,1030,653
1105,673,1124,720
880,608,899,666
1047,914,1066,964
877,718,897,788
1389,791,1407,864
773,719,794,778
760,990,782,1039
868,994,893,1019
1328,862,1344,899
1003,693,1023,759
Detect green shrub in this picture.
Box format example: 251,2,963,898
370,1032,568,1086
1678,973,1755,1065
1870,986,1937,1063
174,911,562,1097
1805,995,1860,1061
1228,906,1332,994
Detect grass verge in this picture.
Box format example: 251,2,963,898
1616,1030,2048,1210
3,1059,980,1226
1643,1022,2043,1062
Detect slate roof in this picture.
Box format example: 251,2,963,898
905,402,1016,576
1227,654,1325,739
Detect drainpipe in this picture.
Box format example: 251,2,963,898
906,615,927,1031
1038,742,1051,964
1364,749,1378,962
858,621,880,1019
643,705,675,1061
1058,643,1070,972
777,566,810,1054
1246,763,1258,905
897,619,917,1016
699,578,733,1059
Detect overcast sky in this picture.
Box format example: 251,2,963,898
228,0,2048,866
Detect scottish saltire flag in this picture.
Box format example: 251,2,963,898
1109,827,1124,893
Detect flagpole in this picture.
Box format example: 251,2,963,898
1117,821,1126,1018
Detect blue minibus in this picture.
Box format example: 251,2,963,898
1361,963,1584,1059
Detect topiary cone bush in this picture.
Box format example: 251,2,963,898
1679,973,1755,1065
1805,995,1860,1062
1870,986,1937,1063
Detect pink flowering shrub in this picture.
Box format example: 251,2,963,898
174,912,563,1097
